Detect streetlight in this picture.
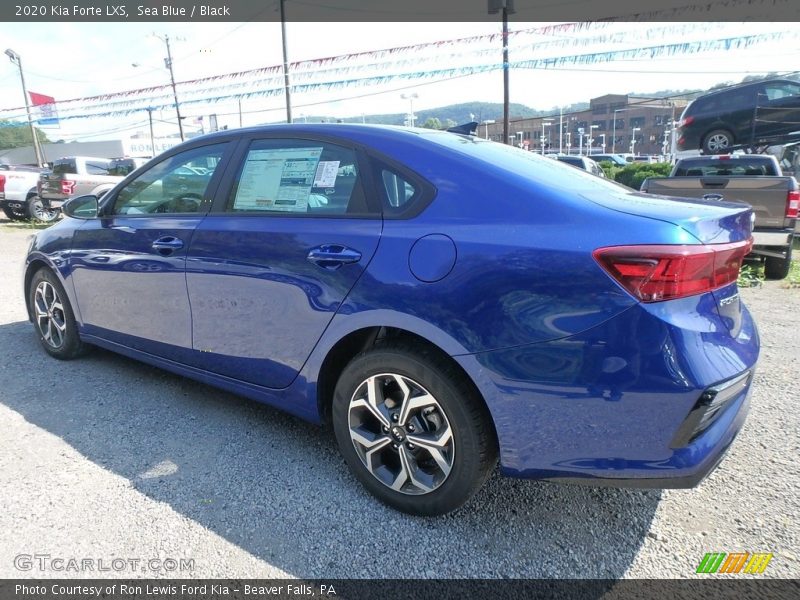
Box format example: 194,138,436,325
482,119,495,139
611,106,646,153
5,48,43,167
516,131,524,148
565,132,571,154
577,127,584,155
630,127,641,154
541,119,553,155
151,33,185,141
588,124,599,155
401,92,418,127
598,133,606,154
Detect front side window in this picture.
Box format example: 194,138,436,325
110,144,225,215
227,139,367,216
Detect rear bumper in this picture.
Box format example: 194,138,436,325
752,229,792,248
0,198,27,211
456,293,759,488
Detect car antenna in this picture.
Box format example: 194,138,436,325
446,121,479,136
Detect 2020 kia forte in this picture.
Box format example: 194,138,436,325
24,124,758,515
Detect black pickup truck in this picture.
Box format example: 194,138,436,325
640,154,798,279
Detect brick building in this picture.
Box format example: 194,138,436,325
485,94,690,156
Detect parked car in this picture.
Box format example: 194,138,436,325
0,165,46,220
677,78,800,154
554,155,607,177
640,154,797,279
36,156,123,222
24,124,758,516
587,153,628,166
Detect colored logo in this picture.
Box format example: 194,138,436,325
696,552,773,574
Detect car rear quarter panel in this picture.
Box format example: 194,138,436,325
334,133,721,353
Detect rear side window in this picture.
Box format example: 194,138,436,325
763,82,800,101
227,139,369,216
380,170,417,210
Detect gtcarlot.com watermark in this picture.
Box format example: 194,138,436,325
14,553,194,573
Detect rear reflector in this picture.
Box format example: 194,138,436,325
61,180,76,195
593,239,753,302
0,174,5,194
787,190,799,219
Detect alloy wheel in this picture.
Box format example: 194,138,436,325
31,198,59,222
347,373,455,495
34,280,66,349
706,133,731,153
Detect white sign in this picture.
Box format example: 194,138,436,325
233,147,323,212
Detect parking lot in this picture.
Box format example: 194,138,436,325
0,216,798,579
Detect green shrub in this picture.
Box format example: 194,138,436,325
613,162,672,189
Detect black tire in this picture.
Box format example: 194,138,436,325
27,196,60,222
2,206,27,221
702,129,734,154
332,340,497,516
28,268,86,359
764,245,793,280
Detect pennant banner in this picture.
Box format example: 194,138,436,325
0,24,796,124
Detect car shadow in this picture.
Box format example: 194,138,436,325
0,320,659,579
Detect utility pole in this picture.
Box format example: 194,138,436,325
146,107,155,157
280,0,293,123
153,33,184,141
5,49,43,167
489,1,515,144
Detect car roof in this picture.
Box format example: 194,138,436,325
696,78,799,99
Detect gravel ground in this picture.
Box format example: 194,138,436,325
0,216,798,580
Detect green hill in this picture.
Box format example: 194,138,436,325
290,101,583,127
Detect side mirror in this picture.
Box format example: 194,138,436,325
62,195,98,219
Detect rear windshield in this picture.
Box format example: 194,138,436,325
420,131,624,193
52,159,76,176
85,160,112,175
674,158,779,177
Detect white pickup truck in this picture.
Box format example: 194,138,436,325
0,166,44,220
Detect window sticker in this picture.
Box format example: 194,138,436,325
233,147,323,212
313,160,340,188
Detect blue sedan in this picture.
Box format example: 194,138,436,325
24,124,758,515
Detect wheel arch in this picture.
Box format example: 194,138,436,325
23,256,68,322
315,325,500,456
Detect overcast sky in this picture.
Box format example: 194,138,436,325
0,21,796,141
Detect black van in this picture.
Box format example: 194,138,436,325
677,79,800,154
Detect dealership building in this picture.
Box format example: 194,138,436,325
484,93,691,156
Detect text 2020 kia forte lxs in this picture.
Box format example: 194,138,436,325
24,125,758,515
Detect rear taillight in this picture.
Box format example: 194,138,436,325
61,180,76,195
0,174,5,193
679,116,694,128
787,190,799,219
593,239,753,302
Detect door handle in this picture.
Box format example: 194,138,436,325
307,244,362,270
152,236,184,255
